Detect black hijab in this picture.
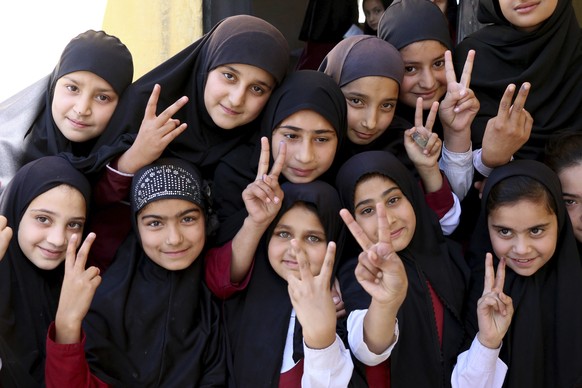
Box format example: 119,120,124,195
24,30,133,171
100,15,290,179
225,180,344,387
335,150,469,387
82,158,225,387
212,70,347,245
454,0,582,161
0,156,91,386
318,35,414,168
465,160,582,387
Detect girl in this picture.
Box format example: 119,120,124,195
545,132,582,244
0,30,133,191
319,35,462,236
377,0,479,200
221,180,353,386
104,14,290,180
0,156,91,386
458,160,582,387
362,0,392,35
212,69,346,245
336,150,470,387
454,0,582,161
45,158,225,386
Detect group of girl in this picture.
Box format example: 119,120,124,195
1,0,582,386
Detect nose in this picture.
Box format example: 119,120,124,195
362,108,378,131
46,227,67,248
229,84,246,107
293,139,315,164
418,68,436,90
165,224,184,246
73,95,92,116
512,236,531,256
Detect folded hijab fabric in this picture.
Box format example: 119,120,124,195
0,156,91,386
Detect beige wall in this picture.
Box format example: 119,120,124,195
574,0,582,24
102,0,203,81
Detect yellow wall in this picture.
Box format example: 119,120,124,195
102,0,203,81
574,0,582,24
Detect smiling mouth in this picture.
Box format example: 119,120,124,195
220,104,240,115
289,167,314,177
68,118,88,128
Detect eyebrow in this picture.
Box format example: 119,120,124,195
354,186,399,209
490,222,552,230
29,208,86,221
223,65,273,90
275,223,325,235
562,192,582,198
140,207,201,221
275,125,336,135
60,75,116,93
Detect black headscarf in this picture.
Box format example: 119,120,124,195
454,0,582,161
335,150,469,387
318,35,413,168
0,156,91,386
82,157,225,386
225,180,344,387
98,15,290,180
465,160,582,387
212,70,347,245
24,30,133,170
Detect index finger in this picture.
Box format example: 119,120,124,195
256,137,271,180
318,241,336,284
497,84,517,119
444,50,457,85
414,97,424,128
268,141,287,181
493,257,506,292
459,50,475,88
144,84,162,119
375,202,392,246
292,239,314,282
340,209,373,251
483,252,495,294
74,233,96,271
157,94,188,125
510,82,531,113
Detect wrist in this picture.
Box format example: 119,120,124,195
477,332,502,349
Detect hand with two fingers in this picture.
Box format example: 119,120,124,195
242,137,286,228
476,253,514,349
340,203,408,354
0,215,13,261
287,240,338,350
118,84,189,173
481,82,533,168
55,233,102,344
439,50,479,153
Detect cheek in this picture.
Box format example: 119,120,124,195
346,106,360,128
308,246,328,275
245,96,270,119
356,216,378,243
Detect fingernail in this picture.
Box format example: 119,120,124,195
274,196,280,204
333,296,340,304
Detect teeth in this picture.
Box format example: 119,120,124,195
514,258,531,263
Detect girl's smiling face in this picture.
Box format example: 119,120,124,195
488,199,558,276
137,199,206,271
498,0,558,32
51,71,119,143
268,203,328,281
353,174,416,252
203,63,275,130
342,76,399,145
399,40,447,110
271,109,338,184
18,185,86,270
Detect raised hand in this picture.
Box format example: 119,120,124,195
0,215,13,261
242,137,286,227
118,84,189,173
476,253,514,349
287,239,337,349
481,82,532,168
439,50,479,153
340,204,407,307
55,233,102,344
405,97,441,168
